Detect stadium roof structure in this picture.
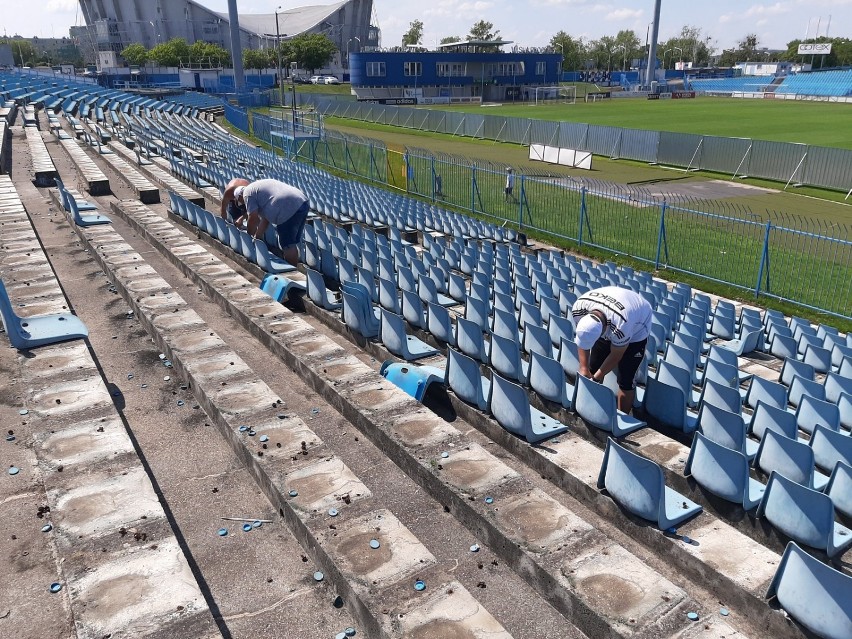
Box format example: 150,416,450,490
213,2,350,39
437,39,514,49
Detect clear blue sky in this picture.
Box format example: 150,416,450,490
2,0,847,52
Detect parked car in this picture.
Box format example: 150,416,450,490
309,75,324,84
292,75,311,84
323,76,341,85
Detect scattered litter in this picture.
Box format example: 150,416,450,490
328,508,339,517
217,528,228,537
127,373,134,380
242,523,253,532
221,517,273,524
8,467,20,476
336,633,347,639
369,539,380,549
259,435,269,443
49,583,62,593
159,354,166,360
163,376,171,381
288,490,298,497
18,409,28,416
313,571,324,582
180,384,188,391
163,360,173,368
719,607,729,617
484,497,494,505
141,384,148,389
414,579,426,591
41,524,53,533
177,400,185,407
470,544,480,553
252,520,262,529
247,430,256,436
5,435,15,442
310,408,320,416
681,535,692,544
687,612,699,621
344,628,356,637
440,452,449,458
239,426,249,432
277,413,287,420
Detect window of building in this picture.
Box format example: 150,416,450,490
536,61,546,75
366,61,386,77
437,62,466,77
404,61,422,77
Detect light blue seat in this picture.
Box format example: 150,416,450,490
710,312,736,340
455,316,489,363
684,432,765,510
788,375,826,409
522,323,554,358
0,279,89,350
259,274,306,303
491,308,520,343
401,289,426,329
803,344,832,375
597,438,702,530
488,332,528,384
718,328,761,356
254,238,296,274
380,361,445,402
418,276,455,307
754,429,828,492
558,338,580,382
644,362,699,432
378,277,401,314
824,372,852,405
548,315,574,348
830,343,852,369
770,334,799,361
699,379,743,415
447,272,467,302
744,375,787,414
749,401,800,442
662,346,701,400
795,394,840,436
575,375,646,437
839,392,852,431
55,177,97,211
489,372,568,444
809,424,852,475
238,229,257,263
528,350,575,409
756,472,852,558
445,348,490,411
797,332,822,358
66,188,111,226
825,461,852,519
380,309,438,361
780,358,815,387
342,291,379,339
305,268,341,311
701,358,742,391
464,294,490,332
767,542,852,639
426,302,455,347
698,402,757,459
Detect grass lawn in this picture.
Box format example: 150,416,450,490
443,96,852,149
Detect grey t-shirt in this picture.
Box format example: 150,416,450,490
243,179,308,226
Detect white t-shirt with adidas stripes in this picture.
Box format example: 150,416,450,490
571,286,653,347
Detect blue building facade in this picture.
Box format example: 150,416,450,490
349,50,563,103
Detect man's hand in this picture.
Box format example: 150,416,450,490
579,365,592,379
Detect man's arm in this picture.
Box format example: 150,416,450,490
578,347,593,379
591,344,627,382
220,185,235,219
250,212,269,240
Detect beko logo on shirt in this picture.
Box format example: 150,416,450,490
587,291,625,311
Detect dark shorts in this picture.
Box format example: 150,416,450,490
226,201,246,224
275,201,310,251
589,338,648,391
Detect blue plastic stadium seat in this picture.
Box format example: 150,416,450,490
426,301,455,347
380,360,444,403
574,375,646,438
598,438,702,530
254,238,296,274
445,348,490,411
528,350,575,410
259,274,306,303
488,332,528,384
756,471,852,558
305,268,342,311
698,402,757,460
684,432,765,510
808,423,852,474
824,372,852,405
718,328,761,356
380,309,438,362
0,279,89,350
795,394,840,435
754,429,828,492
748,400,799,443
825,461,852,519
488,372,568,444
780,358,815,387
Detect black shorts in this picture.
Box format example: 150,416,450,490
589,338,647,391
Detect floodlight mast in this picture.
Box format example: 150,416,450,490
644,0,662,90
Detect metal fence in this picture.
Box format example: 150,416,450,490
222,103,852,319
297,95,852,194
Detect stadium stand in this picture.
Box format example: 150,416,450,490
776,69,852,97
689,76,774,93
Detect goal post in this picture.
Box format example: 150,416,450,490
534,85,576,106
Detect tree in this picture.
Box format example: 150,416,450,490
147,37,191,67
779,36,852,68
468,20,500,42
587,35,616,70
120,43,148,66
0,38,37,67
440,36,461,45
612,29,641,71
243,48,271,70
718,33,759,67
402,20,424,47
660,26,714,68
289,33,336,73
549,31,586,72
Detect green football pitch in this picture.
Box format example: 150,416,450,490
444,96,852,149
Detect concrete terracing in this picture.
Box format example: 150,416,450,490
0,104,828,639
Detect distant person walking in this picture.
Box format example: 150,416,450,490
233,179,310,266
571,286,652,414
504,167,515,202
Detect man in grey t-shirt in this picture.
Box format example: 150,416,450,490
234,179,310,266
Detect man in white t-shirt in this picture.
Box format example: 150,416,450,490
571,285,653,414
504,167,515,202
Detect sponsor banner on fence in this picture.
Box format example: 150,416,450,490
610,91,650,99
671,91,696,99
797,43,832,55
529,143,592,170
357,97,417,105
763,92,776,99
418,97,450,105
647,93,660,100
659,92,673,100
